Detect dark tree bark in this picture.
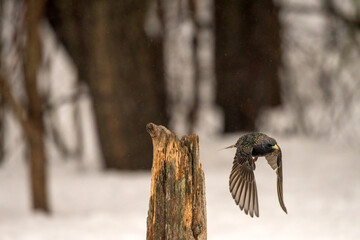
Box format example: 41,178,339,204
0,0,4,165
215,0,282,132
23,0,49,212
146,123,207,240
46,0,168,169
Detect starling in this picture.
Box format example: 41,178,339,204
226,133,287,217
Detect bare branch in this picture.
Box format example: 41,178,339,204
0,73,38,138
324,0,360,29
43,87,88,113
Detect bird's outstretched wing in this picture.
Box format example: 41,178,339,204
229,153,259,217
265,148,287,214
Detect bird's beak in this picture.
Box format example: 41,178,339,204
272,144,279,150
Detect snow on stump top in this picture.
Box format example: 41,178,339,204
146,123,207,240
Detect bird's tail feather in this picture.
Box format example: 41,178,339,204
218,144,236,151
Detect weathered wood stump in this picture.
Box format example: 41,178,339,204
146,123,207,240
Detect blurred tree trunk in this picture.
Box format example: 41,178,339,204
46,0,167,169
0,0,49,211
0,0,4,165
23,0,49,212
215,0,282,132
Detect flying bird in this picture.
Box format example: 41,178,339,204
226,133,287,217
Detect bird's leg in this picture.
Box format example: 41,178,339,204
253,157,258,162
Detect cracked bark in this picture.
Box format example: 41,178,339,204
146,123,207,240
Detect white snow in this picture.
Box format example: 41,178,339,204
1,133,360,240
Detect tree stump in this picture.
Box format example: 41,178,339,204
146,123,207,240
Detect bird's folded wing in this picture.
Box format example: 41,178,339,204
265,150,278,170
229,155,259,217
276,162,287,213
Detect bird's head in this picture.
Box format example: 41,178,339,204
252,136,279,156
261,137,279,153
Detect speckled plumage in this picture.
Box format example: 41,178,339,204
227,133,287,217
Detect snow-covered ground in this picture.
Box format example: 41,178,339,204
1,133,360,240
